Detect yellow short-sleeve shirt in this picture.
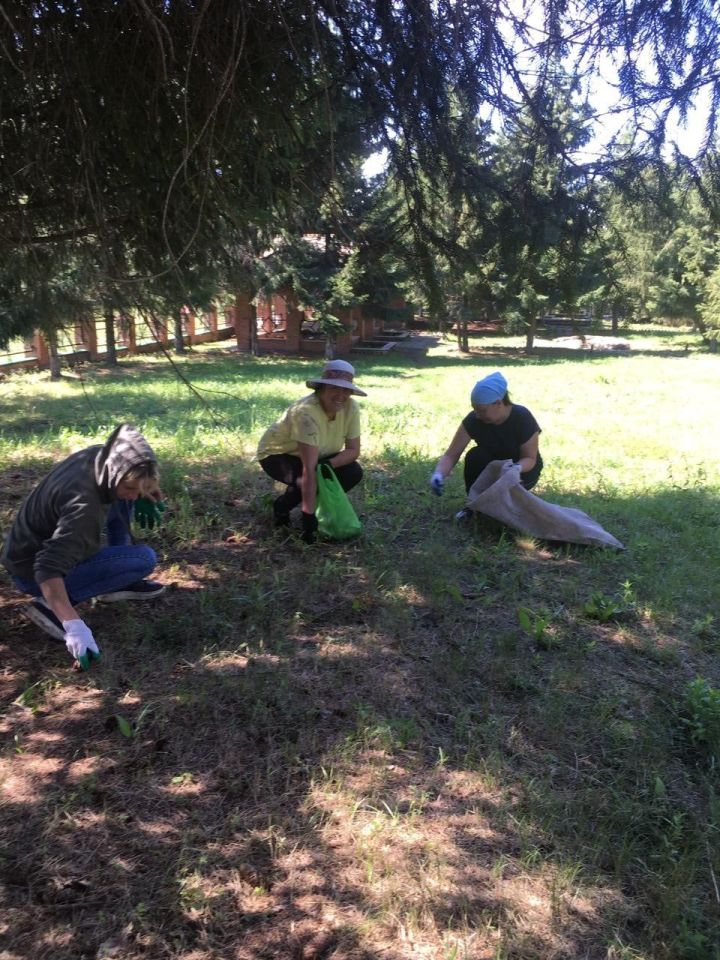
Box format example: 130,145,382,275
257,393,361,460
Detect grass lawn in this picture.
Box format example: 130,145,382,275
1,329,719,960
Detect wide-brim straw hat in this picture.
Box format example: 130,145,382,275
306,359,367,396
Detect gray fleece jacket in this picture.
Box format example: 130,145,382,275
1,424,157,584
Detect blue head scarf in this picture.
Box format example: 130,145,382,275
471,371,508,406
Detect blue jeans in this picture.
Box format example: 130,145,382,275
12,501,157,605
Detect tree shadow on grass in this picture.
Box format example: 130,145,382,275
1,509,643,960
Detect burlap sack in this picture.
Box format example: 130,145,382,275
465,460,624,549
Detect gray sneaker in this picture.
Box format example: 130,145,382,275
454,508,471,523
24,598,65,641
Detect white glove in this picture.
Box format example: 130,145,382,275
63,618,101,669
430,471,445,496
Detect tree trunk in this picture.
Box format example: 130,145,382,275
524,315,537,353
104,306,117,365
324,335,336,360
456,295,469,352
611,304,619,335
48,330,62,380
693,314,709,336
174,315,185,354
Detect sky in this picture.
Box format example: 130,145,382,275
362,6,715,179
362,68,712,180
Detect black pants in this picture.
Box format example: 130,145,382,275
463,446,542,493
260,453,363,513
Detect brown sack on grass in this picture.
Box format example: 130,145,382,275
465,460,625,549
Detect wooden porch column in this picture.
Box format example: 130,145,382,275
151,314,169,346
233,293,255,351
185,311,196,346
284,292,302,353
333,307,354,355
122,315,137,353
125,317,137,353
34,331,49,368
81,318,100,360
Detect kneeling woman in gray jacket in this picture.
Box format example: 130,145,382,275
2,423,166,668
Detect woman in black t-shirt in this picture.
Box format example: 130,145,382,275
429,371,543,499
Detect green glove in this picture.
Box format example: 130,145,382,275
134,497,167,530
78,649,102,671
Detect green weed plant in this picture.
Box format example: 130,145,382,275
681,677,720,767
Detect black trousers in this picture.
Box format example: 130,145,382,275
260,453,363,512
463,446,542,493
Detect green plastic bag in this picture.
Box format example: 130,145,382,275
315,463,362,540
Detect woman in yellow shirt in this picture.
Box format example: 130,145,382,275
257,359,366,542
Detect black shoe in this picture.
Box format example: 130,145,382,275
272,498,291,527
24,598,65,641
97,580,166,603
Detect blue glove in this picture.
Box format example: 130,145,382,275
430,471,444,496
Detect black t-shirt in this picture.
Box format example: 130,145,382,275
462,404,542,469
